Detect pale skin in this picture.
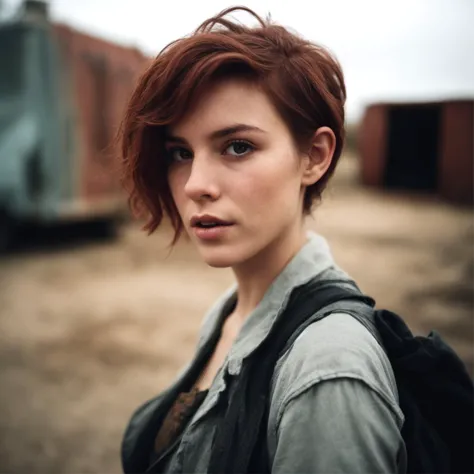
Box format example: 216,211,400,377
166,78,336,389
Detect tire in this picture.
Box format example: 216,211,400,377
92,217,120,240
0,210,14,253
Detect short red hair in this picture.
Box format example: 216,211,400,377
120,6,346,244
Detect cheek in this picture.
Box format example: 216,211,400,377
167,167,188,212
236,155,302,216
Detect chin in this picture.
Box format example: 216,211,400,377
196,233,272,269
197,244,249,268
200,252,238,268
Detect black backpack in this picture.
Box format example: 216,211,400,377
208,279,474,474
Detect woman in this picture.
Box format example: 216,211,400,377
120,6,406,473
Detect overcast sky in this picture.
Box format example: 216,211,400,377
3,0,474,121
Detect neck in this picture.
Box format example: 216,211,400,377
229,223,308,323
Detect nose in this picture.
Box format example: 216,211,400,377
184,154,221,202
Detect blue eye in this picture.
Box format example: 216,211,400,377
224,140,254,157
168,147,193,162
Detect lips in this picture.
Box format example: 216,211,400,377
190,214,235,241
190,214,234,228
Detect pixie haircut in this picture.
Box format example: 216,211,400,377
120,6,346,244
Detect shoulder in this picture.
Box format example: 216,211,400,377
266,311,407,473
270,311,402,425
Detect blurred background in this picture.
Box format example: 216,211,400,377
0,0,472,472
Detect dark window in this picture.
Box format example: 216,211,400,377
0,26,25,97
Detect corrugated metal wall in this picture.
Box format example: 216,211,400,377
53,24,150,204
358,104,388,187
358,100,474,205
439,101,474,204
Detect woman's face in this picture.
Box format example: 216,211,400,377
166,78,309,269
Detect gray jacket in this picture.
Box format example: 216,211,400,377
138,232,407,473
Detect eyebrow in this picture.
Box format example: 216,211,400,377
165,124,267,144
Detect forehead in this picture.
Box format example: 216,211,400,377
168,78,288,139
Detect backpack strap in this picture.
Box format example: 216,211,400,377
208,278,375,474
278,280,380,359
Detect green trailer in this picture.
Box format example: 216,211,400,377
0,1,148,249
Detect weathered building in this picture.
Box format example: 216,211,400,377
0,0,149,249
358,100,473,205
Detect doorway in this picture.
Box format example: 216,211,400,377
385,105,441,191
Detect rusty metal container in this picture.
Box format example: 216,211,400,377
53,23,150,212
358,100,473,205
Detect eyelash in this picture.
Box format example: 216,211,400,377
166,140,256,163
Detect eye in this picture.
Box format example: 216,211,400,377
167,147,193,163
223,140,254,157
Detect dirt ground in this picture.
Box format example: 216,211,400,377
0,154,472,473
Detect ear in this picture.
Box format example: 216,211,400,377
301,126,337,186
